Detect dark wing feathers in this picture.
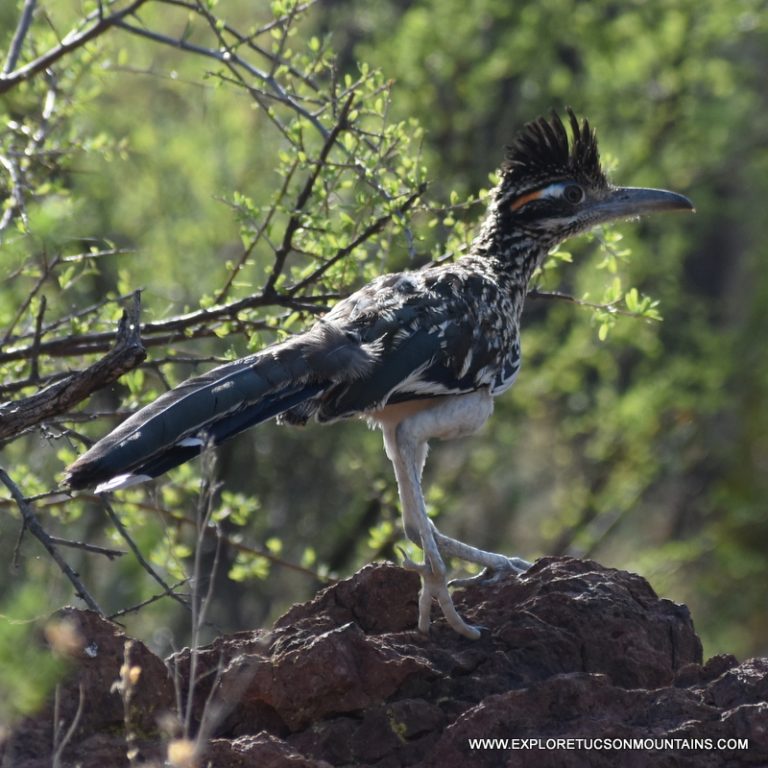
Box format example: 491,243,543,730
112,381,325,485
66,242,519,490
317,327,441,420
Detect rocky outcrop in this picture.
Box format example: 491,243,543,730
2,558,767,767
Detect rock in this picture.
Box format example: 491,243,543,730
2,558,767,767
206,733,334,767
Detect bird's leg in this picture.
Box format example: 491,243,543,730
383,420,479,638
410,444,529,578
382,390,522,638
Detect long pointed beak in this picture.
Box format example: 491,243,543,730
591,186,695,224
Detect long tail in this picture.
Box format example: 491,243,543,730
64,322,377,492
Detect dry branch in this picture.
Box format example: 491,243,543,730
0,292,146,441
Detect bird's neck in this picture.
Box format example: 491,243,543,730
467,203,553,306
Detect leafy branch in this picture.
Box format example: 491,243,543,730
527,286,662,322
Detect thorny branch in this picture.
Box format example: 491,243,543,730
1,255,59,347
112,0,418,255
2,0,37,77
0,179,420,374
0,292,337,366
213,159,299,304
288,185,426,296
107,579,189,621
49,536,125,560
112,3,328,140
9,490,333,584
264,93,357,295
183,443,222,737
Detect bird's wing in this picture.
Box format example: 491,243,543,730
313,263,521,421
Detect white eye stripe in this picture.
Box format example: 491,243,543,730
509,181,584,211
538,182,569,198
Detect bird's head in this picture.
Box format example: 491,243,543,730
492,109,693,249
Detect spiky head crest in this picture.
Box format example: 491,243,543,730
500,109,607,196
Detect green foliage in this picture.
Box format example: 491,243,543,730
0,587,67,724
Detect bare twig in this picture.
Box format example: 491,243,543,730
184,442,222,737
29,294,47,382
2,0,38,76
0,371,73,397
17,490,331,583
107,578,189,621
0,467,102,613
48,536,125,560
100,498,190,612
17,283,137,345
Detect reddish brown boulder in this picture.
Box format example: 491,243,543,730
2,557,767,767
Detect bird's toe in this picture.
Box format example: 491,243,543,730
449,556,531,588
409,556,482,639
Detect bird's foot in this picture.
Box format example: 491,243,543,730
398,547,482,640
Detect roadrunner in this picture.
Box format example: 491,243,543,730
65,110,693,638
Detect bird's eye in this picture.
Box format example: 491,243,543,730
563,184,584,204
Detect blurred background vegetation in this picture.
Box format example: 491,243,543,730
1,0,767,716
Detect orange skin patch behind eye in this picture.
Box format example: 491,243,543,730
509,189,544,212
